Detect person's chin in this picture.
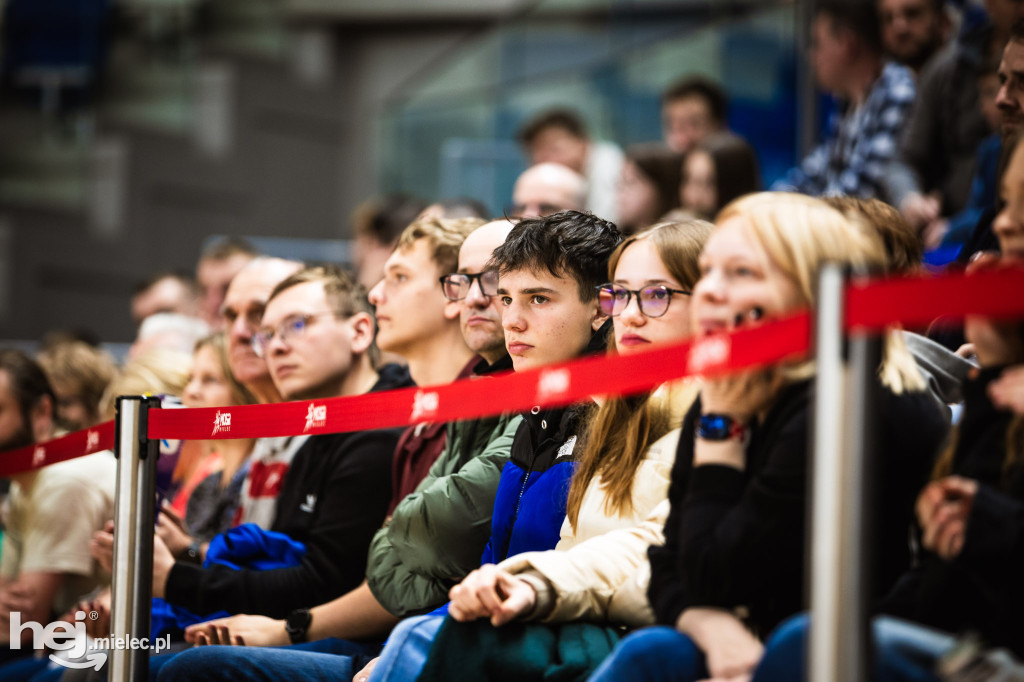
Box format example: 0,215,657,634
510,355,539,372
234,364,270,386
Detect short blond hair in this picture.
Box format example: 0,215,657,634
100,348,191,419
396,217,487,277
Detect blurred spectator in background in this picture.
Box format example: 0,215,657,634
36,341,116,431
217,257,304,529
681,133,761,220
517,108,623,222
129,312,211,360
416,197,490,222
351,194,428,291
775,0,916,200
0,350,116,663
887,0,1024,233
161,333,257,564
99,347,191,420
102,337,206,508
131,271,201,328
616,143,684,235
949,18,1024,263
878,0,952,74
661,75,730,154
925,51,1004,250
196,238,259,332
38,328,102,352
510,162,588,218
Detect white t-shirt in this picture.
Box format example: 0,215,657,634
0,451,117,615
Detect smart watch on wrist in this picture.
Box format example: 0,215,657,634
184,541,202,564
285,608,312,644
697,413,747,441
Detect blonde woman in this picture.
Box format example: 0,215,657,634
161,334,257,561
590,192,946,682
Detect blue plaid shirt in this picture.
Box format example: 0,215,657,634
775,63,916,200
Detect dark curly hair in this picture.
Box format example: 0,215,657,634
488,210,621,302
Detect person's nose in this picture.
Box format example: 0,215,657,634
367,279,385,306
997,81,1016,112
464,278,489,308
994,206,1022,240
618,292,646,327
502,300,525,332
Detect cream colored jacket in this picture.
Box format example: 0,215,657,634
498,427,679,628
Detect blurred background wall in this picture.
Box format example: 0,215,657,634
0,0,807,347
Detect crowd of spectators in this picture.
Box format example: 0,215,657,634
1,0,1024,680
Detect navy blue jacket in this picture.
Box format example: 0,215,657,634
481,322,610,565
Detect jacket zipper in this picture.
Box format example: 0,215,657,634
512,470,531,523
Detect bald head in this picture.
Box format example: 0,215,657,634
222,257,303,401
458,219,516,364
511,163,587,218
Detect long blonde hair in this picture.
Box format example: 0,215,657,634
717,192,926,394
566,220,711,530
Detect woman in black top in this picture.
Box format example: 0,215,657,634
589,192,944,682
751,136,1024,682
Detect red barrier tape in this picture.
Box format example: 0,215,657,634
846,266,1024,332
146,311,812,440
0,420,115,478
4,264,1024,475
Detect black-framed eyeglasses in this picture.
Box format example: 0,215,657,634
439,270,500,301
252,311,339,357
596,284,691,318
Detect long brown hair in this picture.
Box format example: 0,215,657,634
566,220,711,530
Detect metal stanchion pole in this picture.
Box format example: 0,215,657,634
109,396,159,682
809,264,875,682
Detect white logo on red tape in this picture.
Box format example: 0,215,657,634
212,411,232,436
304,404,327,432
536,368,571,402
410,391,439,422
85,430,99,453
686,335,731,374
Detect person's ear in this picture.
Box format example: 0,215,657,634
31,395,54,442
348,313,376,355
443,299,461,322
590,298,608,332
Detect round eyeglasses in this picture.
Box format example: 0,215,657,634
596,284,691,318
251,312,338,358
439,270,500,301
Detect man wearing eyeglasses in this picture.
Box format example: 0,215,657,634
147,265,414,624
509,162,587,218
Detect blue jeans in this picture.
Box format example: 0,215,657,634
369,615,445,682
587,626,708,682
154,637,381,681
752,614,953,682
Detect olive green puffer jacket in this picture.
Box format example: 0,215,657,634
366,398,521,617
